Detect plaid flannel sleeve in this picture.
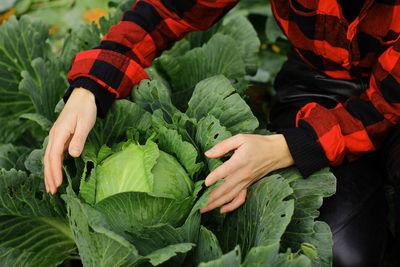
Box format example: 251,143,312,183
286,41,400,177
65,0,239,117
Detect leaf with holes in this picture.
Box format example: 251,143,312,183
218,174,294,256
277,167,336,267
195,114,232,172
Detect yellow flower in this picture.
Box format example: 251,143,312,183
271,44,281,53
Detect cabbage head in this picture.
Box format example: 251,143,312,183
95,140,194,202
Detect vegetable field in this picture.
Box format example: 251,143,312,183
0,0,346,266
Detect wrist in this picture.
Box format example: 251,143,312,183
65,78,116,118
278,128,329,177
70,87,96,103
273,134,295,168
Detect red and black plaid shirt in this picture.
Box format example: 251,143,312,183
67,0,400,176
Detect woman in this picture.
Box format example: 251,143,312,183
44,0,397,265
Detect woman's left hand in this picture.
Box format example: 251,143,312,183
200,134,294,214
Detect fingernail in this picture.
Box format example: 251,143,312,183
70,148,80,156
205,149,213,157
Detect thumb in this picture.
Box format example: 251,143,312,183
68,119,91,157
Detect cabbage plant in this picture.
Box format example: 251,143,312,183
64,138,204,267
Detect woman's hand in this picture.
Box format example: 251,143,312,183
200,134,294,214
44,88,97,194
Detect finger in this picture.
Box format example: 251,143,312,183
220,189,247,213
205,134,246,158
48,127,72,194
200,181,244,213
44,138,52,193
205,152,243,186
44,130,56,193
205,166,250,207
68,117,91,157
48,144,65,194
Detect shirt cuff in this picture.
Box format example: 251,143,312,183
279,127,329,178
64,77,116,118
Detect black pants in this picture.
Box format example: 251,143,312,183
269,49,389,267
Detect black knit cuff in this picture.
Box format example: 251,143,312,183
279,127,329,178
64,77,116,118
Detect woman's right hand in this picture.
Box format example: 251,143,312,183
44,87,97,194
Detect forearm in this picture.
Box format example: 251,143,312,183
66,0,240,116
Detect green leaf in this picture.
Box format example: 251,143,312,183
63,189,146,267
15,0,32,15
301,243,319,260
79,157,98,205
155,34,246,93
195,115,232,172
87,99,151,151
244,244,312,267
220,15,260,74
68,181,197,267
19,113,53,131
152,113,204,178
185,22,222,50
0,168,75,266
0,0,15,12
19,58,67,123
0,16,50,142
219,175,294,256
0,215,76,267
165,38,192,58
151,109,198,149
0,121,29,144
133,79,178,124
126,223,195,265
0,246,35,267
94,192,193,235
0,16,49,81
199,245,241,267
24,138,47,176
277,168,336,267
168,15,260,75
147,242,195,266
193,226,223,266
243,244,280,266
266,16,287,43
0,144,31,171
187,75,258,135
0,169,63,218
145,66,171,90
177,180,205,243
